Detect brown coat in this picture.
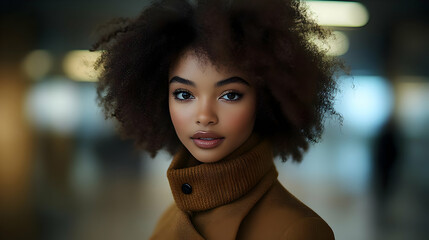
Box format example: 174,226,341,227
150,135,334,239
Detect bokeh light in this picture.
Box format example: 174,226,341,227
335,76,395,137
63,50,101,82
306,1,370,27
25,78,81,134
21,50,54,80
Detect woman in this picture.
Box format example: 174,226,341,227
92,0,343,239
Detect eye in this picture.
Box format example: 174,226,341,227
220,91,243,101
173,89,194,101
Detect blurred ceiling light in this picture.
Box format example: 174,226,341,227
63,50,101,82
305,1,369,27
311,31,349,56
22,50,53,80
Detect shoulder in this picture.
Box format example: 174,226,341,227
151,203,180,234
267,181,334,239
281,217,334,240
238,181,334,239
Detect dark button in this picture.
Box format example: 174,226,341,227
181,183,192,194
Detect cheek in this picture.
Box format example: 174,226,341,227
223,103,256,132
169,102,191,133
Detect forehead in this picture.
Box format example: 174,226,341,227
169,50,238,82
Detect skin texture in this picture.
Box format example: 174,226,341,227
168,50,257,163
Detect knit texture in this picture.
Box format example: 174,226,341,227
152,134,334,239
167,134,276,212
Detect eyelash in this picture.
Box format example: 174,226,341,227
219,91,243,101
172,89,243,102
172,89,194,101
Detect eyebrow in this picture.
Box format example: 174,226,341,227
169,76,196,86
169,76,250,87
216,77,250,87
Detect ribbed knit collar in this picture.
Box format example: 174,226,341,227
167,134,275,212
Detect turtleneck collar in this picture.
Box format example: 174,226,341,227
167,134,276,212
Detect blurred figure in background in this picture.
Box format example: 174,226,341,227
373,117,401,225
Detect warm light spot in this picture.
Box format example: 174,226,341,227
22,50,53,80
395,77,429,137
305,1,369,27
63,50,101,82
311,31,350,56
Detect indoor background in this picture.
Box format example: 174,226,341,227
1,0,428,239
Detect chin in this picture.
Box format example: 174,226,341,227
193,153,222,163
190,149,226,163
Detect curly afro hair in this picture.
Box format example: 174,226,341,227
92,0,343,162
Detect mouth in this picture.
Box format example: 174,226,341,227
191,131,225,149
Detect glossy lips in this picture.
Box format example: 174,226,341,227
191,131,225,149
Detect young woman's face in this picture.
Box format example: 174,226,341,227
168,51,257,163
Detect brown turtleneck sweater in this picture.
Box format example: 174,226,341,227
150,135,334,240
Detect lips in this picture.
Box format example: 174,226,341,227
191,131,225,149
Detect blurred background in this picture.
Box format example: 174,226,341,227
1,0,428,239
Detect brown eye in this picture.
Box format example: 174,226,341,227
179,92,191,99
220,92,243,101
173,90,194,101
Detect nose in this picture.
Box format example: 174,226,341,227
196,99,218,126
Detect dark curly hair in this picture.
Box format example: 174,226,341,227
92,0,343,162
